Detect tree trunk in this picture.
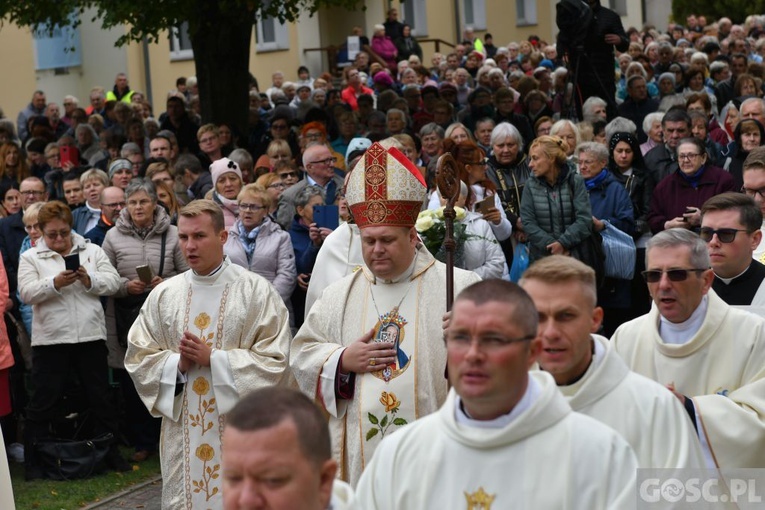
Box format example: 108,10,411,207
190,3,253,138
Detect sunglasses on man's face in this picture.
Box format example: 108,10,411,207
699,227,749,243
641,268,707,283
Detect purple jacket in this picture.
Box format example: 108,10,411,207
647,165,736,234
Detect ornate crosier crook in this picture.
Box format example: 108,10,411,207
436,152,460,312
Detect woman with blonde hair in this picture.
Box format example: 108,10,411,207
224,183,296,317
154,180,181,225
266,139,293,169
255,172,285,217
445,122,474,144
520,135,593,263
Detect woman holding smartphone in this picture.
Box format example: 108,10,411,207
17,201,125,479
102,180,188,462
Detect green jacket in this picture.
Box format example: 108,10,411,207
520,164,593,262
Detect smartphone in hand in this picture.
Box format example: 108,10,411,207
136,264,155,284
64,253,80,272
477,195,495,214
314,205,339,230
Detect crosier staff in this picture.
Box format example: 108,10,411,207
436,152,460,311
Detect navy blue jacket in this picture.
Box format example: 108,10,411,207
587,171,635,236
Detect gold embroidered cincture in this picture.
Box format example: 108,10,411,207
464,487,496,509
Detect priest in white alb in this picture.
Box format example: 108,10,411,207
612,228,765,468
126,200,292,509
290,142,480,486
356,279,638,509
520,255,706,468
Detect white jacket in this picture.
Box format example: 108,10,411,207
462,211,509,279
18,232,120,346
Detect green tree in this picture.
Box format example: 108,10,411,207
671,1,765,26
0,0,363,135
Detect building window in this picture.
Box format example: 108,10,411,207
463,0,486,31
516,0,537,27
170,22,194,61
256,0,289,52
402,0,428,37
33,13,83,70
609,0,628,16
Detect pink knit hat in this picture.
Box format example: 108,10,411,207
210,157,243,184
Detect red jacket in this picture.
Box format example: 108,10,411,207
341,85,374,111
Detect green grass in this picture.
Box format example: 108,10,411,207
9,447,161,510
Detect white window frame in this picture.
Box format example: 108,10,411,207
402,0,428,37
169,22,194,61
462,0,487,31
609,0,628,16
516,0,537,27
256,1,290,53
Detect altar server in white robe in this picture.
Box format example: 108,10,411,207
357,279,638,509
612,228,765,468
520,255,705,468
290,142,480,486
126,200,292,509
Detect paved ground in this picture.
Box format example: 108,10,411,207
82,476,162,509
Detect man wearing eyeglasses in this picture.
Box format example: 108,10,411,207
612,228,765,469
0,177,48,300
700,192,765,310
357,279,637,508
84,187,126,247
520,255,704,469
275,144,344,230
743,146,765,261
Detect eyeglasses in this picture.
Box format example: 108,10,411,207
677,153,702,161
445,333,536,352
102,201,127,208
43,229,71,240
127,199,152,207
238,203,265,211
742,186,765,199
199,136,217,144
309,157,336,166
641,268,708,283
303,133,323,140
21,190,45,197
268,182,286,189
699,227,750,243
271,124,289,131
468,159,488,167
24,223,40,232
278,172,298,179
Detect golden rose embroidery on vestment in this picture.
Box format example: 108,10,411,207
365,391,407,441
192,443,220,501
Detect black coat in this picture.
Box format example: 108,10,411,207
617,96,659,143
558,0,628,114
0,211,27,295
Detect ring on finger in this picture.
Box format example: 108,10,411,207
370,358,376,366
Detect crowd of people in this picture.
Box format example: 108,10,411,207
1,3,765,508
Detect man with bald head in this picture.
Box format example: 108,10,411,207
84,187,126,246
740,97,765,126
275,143,344,229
